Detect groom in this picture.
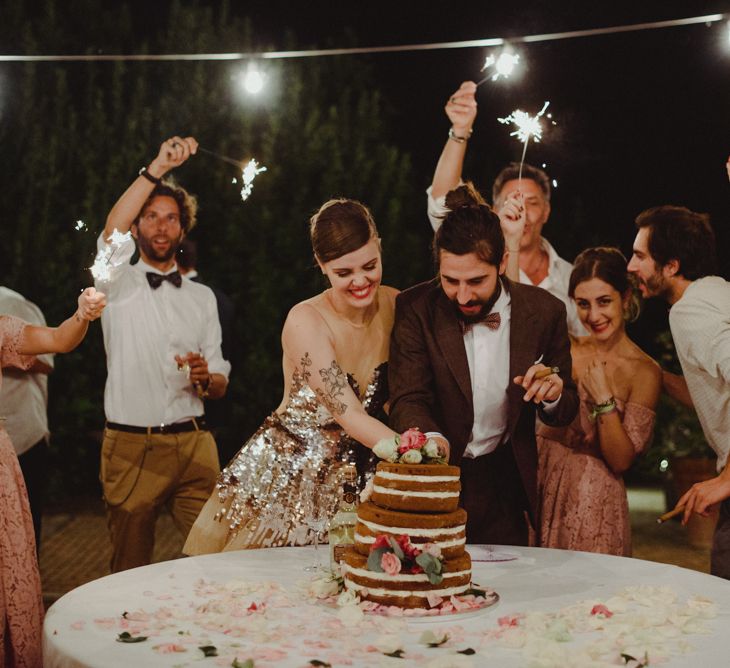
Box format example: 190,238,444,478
388,192,578,545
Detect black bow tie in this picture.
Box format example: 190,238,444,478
146,271,182,289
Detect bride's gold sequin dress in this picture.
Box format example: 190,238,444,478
184,286,395,554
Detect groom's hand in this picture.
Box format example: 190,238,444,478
514,364,563,403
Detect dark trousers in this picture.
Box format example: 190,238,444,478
711,498,730,579
460,443,529,546
17,438,48,554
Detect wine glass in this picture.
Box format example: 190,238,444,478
300,470,336,571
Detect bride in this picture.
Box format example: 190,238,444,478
184,198,401,553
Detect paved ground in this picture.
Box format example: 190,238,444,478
39,487,713,607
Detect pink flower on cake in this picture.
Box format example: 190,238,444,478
372,534,392,551
422,543,442,559
398,427,427,453
381,552,402,576
397,535,420,560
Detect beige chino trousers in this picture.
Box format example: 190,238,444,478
100,427,220,572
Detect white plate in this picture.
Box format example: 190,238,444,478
469,546,520,562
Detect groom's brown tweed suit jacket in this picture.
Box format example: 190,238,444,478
388,277,578,526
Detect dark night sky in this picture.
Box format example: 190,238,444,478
217,0,730,256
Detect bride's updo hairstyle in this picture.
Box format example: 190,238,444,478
310,198,379,263
569,247,641,322
434,182,504,267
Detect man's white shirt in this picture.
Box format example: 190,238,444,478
95,233,230,426
669,276,730,471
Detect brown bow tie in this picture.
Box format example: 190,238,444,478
459,311,501,334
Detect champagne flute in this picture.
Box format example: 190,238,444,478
300,470,336,571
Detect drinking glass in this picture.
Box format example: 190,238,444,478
300,471,336,571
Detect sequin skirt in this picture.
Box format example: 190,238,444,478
183,412,348,554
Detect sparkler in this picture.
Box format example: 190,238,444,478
498,101,551,182
240,159,267,201
90,228,132,282
476,51,520,87
196,146,267,202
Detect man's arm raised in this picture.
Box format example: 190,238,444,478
103,136,198,239
430,81,477,201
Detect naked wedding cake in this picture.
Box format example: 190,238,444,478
341,460,473,609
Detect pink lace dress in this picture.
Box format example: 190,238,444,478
536,390,656,556
0,315,43,667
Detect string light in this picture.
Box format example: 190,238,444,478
243,64,264,94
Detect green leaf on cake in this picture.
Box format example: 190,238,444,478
309,661,332,667
116,631,148,643
415,552,444,585
457,648,476,655
383,649,405,658
465,586,487,598
387,536,405,560
231,659,255,668
199,645,218,657
367,547,388,572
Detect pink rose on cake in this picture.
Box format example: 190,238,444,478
398,427,427,453
380,552,402,576
368,534,444,584
372,428,447,465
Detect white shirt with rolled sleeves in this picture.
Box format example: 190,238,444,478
426,185,586,338
95,233,230,427
0,287,54,454
669,276,730,471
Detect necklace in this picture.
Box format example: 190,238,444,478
326,291,377,328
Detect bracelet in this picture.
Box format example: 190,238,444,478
138,166,162,185
448,127,473,144
589,397,617,421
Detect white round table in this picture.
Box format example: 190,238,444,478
43,546,730,667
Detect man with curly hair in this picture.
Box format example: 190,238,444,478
95,137,230,572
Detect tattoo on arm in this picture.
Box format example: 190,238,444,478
300,352,313,383
316,360,348,416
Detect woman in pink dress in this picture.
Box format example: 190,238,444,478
537,248,661,556
1,287,105,668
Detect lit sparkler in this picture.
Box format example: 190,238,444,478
196,146,267,202
240,159,267,201
90,228,132,282
498,101,551,182
476,51,520,87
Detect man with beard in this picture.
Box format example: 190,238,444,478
628,205,730,578
426,80,586,338
95,136,230,572
389,184,578,544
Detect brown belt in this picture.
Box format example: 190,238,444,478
105,417,206,435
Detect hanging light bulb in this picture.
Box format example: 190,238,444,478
243,64,264,94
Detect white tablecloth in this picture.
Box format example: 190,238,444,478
43,546,730,667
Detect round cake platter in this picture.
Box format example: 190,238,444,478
321,587,500,623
